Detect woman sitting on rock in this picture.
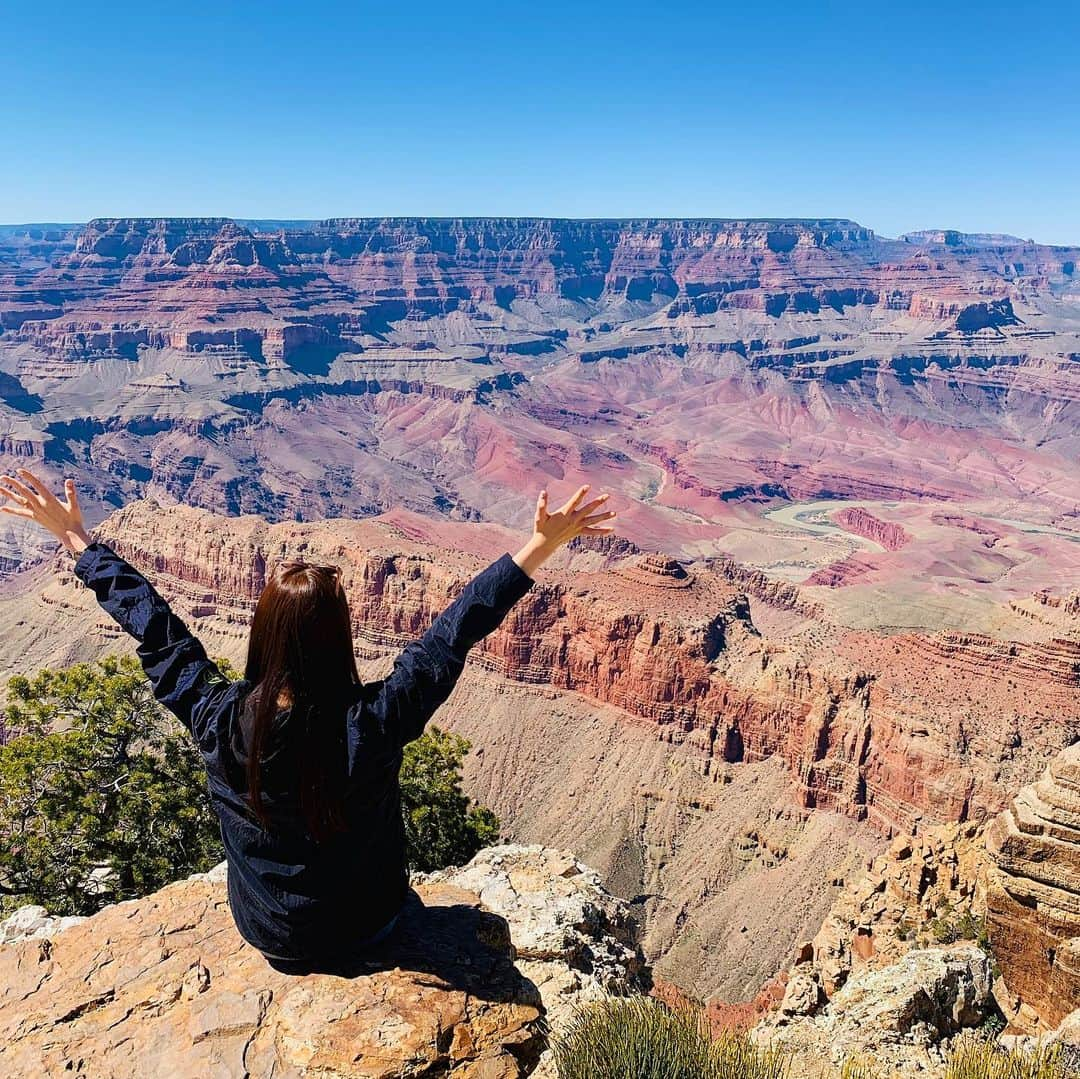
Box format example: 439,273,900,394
0,468,616,974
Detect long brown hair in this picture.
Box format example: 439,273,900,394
243,559,359,841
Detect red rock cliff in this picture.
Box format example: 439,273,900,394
38,501,1079,837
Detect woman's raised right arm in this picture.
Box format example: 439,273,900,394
0,469,233,745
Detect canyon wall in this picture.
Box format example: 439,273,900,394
38,500,1076,834
986,742,1080,1030
1,216,1077,573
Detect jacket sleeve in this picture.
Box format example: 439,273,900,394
370,552,535,747
73,541,232,749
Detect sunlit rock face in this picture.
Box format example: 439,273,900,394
0,846,644,1078
986,743,1080,1031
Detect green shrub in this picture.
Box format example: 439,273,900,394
400,725,499,871
0,656,231,915
0,661,498,915
931,911,990,948
713,1030,791,1079
552,995,790,1079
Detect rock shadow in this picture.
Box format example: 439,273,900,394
262,890,544,1009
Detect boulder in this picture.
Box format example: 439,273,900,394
799,819,989,1000
0,845,643,1078
419,844,649,1077
762,944,994,1073
0,904,86,944
419,845,647,1025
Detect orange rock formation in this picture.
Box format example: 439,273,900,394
986,742,1080,1030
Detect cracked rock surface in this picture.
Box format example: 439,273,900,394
0,846,641,1077
759,944,994,1075
419,845,649,1033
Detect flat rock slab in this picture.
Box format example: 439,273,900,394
0,870,544,1078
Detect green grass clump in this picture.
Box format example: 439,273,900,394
945,1037,1070,1079
713,1030,792,1079
551,996,790,1079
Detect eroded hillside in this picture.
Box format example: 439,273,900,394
1,501,1074,1002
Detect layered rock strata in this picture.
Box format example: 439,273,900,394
831,507,911,551
986,742,1080,1030
7,498,1077,838
0,501,1075,1003
2,215,1078,568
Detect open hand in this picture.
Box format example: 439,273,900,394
513,483,617,578
534,484,616,546
0,468,91,554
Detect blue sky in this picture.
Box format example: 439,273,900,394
4,1,1079,243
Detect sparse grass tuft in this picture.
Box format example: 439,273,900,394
944,1036,1071,1079
551,995,790,1079
840,1057,882,1079
713,1030,791,1079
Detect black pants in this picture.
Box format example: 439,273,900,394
260,892,412,976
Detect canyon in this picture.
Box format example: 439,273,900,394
1,218,1077,616
0,216,1077,1015
0,500,1074,1005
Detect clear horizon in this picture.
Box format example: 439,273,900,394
1,216,1075,247
5,2,1079,246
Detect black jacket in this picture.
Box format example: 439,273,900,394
73,541,535,968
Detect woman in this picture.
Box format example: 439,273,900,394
0,468,616,974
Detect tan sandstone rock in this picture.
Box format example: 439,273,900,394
762,944,994,1076
0,846,643,1078
765,819,991,1009
986,742,1080,1031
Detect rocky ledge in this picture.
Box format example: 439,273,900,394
0,845,645,1078
789,820,990,1002
986,741,1080,1030
760,944,995,1074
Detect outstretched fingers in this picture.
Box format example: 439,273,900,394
558,484,590,515
64,479,80,512
574,493,610,518
0,499,34,518
580,510,617,526
0,484,35,517
0,474,35,502
15,469,52,500
535,488,549,527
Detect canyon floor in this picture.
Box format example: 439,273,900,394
0,217,1077,1007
